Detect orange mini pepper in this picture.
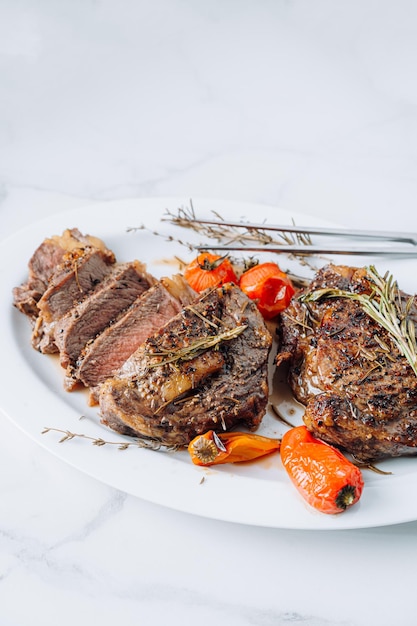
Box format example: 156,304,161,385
188,430,280,466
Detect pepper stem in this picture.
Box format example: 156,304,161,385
335,485,357,510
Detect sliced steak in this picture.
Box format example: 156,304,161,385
98,283,272,446
55,261,155,369
13,228,110,321
32,245,116,353
67,275,196,395
276,263,417,462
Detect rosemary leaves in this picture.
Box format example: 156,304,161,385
300,265,417,376
146,324,248,368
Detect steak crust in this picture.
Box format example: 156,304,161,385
277,264,417,462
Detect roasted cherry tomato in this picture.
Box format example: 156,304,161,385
280,426,364,514
239,262,295,319
184,253,238,293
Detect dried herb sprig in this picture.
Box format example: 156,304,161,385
146,324,248,368
162,203,321,271
126,222,196,252
163,202,313,249
353,461,392,475
127,201,317,269
300,265,417,376
42,427,179,451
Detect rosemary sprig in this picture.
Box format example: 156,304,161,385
146,324,248,368
42,427,179,451
300,265,417,376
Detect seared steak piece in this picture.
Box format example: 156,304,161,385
13,228,110,321
276,264,417,462
67,275,196,395
98,283,272,446
55,261,155,369
32,245,116,353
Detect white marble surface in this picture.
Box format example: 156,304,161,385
2,1,417,625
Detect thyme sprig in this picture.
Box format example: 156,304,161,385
127,201,316,268
126,222,196,252
300,265,417,376
163,202,313,249
42,427,179,451
146,324,248,368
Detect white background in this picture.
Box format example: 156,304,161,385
1,2,417,625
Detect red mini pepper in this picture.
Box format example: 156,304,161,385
280,425,364,514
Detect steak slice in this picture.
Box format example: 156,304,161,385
67,275,196,395
32,245,116,353
54,261,155,369
98,283,272,446
13,228,110,321
276,263,417,462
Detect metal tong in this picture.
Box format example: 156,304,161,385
191,218,417,257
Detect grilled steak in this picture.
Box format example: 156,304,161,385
14,229,272,448
13,228,111,321
68,275,196,396
276,264,417,462
98,283,272,446
55,261,155,369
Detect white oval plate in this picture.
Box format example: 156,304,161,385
1,197,417,530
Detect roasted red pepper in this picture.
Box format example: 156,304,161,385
280,425,364,514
